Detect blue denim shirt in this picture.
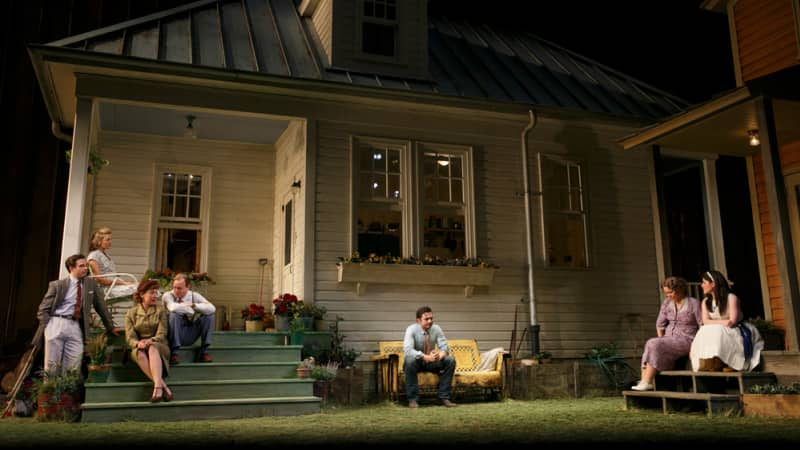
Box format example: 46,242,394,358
403,323,449,360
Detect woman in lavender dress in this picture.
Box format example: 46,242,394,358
631,276,703,391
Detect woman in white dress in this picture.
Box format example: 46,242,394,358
690,270,764,372
87,227,137,301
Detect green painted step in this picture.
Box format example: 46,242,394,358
81,396,321,423
211,331,288,346
107,361,299,382
85,379,314,403
108,345,301,364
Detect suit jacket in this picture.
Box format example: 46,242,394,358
36,276,115,341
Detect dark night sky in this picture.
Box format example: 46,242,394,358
429,0,736,105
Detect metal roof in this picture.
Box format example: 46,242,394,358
46,0,687,119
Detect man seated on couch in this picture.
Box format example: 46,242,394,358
402,305,457,408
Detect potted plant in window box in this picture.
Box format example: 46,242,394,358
742,382,800,417
85,331,111,383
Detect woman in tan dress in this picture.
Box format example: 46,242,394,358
125,279,173,402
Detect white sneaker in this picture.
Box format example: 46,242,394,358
631,381,654,391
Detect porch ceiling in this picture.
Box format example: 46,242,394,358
619,88,800,156
646,99,799,156
98,102,289,144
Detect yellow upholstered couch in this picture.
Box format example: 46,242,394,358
372,339,509,401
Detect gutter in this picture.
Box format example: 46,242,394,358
520,109,540,354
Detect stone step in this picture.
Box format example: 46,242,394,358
107,361,298,382
623,390,741,416
108,345,302,364
81,396,321,423
85,378,314,403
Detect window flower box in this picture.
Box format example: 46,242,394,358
336,262,496,297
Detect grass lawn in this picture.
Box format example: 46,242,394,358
1,397,799,448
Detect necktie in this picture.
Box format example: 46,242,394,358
73,281,82,320
423,331,431,354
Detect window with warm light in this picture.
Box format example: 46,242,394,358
352,138,474,259
421,149,469,260
153,165,211,273
538,154,589,268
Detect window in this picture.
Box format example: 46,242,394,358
284,199,293,266
352,138,474,259
153,166,211,273
421,149,468,260
538,154,588,268
354,137,408,258
361,0,397,57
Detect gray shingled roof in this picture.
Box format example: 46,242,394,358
46,0,687,119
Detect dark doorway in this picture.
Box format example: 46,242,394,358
660,155,764,320
716,156,763,320
662,157,709,284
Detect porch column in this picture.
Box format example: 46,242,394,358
58,97,93,277
757,96,800,352
701,158,727,276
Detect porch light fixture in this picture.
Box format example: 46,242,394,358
184,115,197,139
291,179,302,192
748,129,760,147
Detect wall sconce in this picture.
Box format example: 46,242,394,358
184,115,197,139
291,179,302,192
748,129,760,147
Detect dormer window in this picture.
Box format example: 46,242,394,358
362,0,397,57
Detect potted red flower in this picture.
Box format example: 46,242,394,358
241,303,265,332
272,293,299,332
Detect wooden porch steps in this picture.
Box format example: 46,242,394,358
81,331,320,422
623,390,741,416
623,369,778,416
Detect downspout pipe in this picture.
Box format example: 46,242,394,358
521,109,540,355
52,121,72,143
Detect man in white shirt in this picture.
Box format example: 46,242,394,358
162,273,216,364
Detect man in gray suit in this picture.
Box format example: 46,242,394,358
37,254,120,376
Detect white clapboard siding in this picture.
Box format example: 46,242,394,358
313,116,661,360
88,132,275,327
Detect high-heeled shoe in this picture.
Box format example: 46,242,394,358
150,387,163,403
163,386,173,402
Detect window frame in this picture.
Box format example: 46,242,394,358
349,136,476,259
415,141,476,259
536,153,590,269
356,0,400,62
150,163,212,272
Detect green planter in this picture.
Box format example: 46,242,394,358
290,331,305,346
87,364,111,383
